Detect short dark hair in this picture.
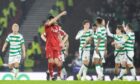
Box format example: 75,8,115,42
82,20,90,25
126,23,133,31
96,17,103,25
47,15,54,20
92,23,97,27
117,25,125,33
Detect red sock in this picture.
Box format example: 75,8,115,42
48,62,54,78
57,65,62,77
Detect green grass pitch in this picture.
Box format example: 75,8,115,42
0,81,139,84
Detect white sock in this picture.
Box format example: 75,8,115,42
83,65,88,79
95,65,102,77
117,68,126,79
130,67,136,78
12,68,16,74
101,65,104,76
78,64,84,76
12,68,19,78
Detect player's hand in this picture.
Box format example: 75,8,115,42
83,43,87,48
61,11,67,16
111,41,115,46
115,44,121,49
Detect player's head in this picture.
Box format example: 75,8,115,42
12,23,19,34
47,15,55,22
48,15,54,20
92,23,97,32
125,23,133,32
82,20,90,29
96,17,103,26
116,25,124,34
102,19,106,26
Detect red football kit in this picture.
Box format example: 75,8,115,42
45,24,65,59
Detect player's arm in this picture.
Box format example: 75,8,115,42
83,31,94,48
46,11,67,25
122,21,126,31
106,21,113,37
2,35,10,52
75,30,85,40
41,33,47,42
82,37,93,48
115,35,129,45
62,33,69,44
22,44,26,59
2,42,8,52
59,27,69,44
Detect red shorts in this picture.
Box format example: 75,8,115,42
46,47,61,59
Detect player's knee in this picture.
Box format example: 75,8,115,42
127,63,134,68
99,60,102,64
54,58,61,66
48,58,54,63
121,61,126,66
93,59,98,64
115,63,120,68
83,60,89,65
121,63,126,67
56,61,62,67
14,62,20,67
8,64,14,68
8,65,13,70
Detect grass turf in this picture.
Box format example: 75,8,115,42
0,81,139,84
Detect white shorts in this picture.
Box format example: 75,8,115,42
125,51,134,65
8,55,21,64
92,50,105,63
79,50,90,61
114,51,125,64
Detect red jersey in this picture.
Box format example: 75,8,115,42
45,24,65,50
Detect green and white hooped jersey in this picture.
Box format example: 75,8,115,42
113,34,126,52
77,29,93,50
6,33,25,56
93,26,107,51
125,32,135,51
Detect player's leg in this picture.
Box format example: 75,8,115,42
8,56,16,73
47,49,54,80
126,51,136,81
54,50,62,80
99,51,105,80
93,50,103,80
113,52,121,80
13,55,21,79
54,57,62,80
82,50,90,80
76,50,84,80
9,63,14,73
117,53,127,80
61,62,67,80
13,62,20,78
61,51,67,80
48,57,54,80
